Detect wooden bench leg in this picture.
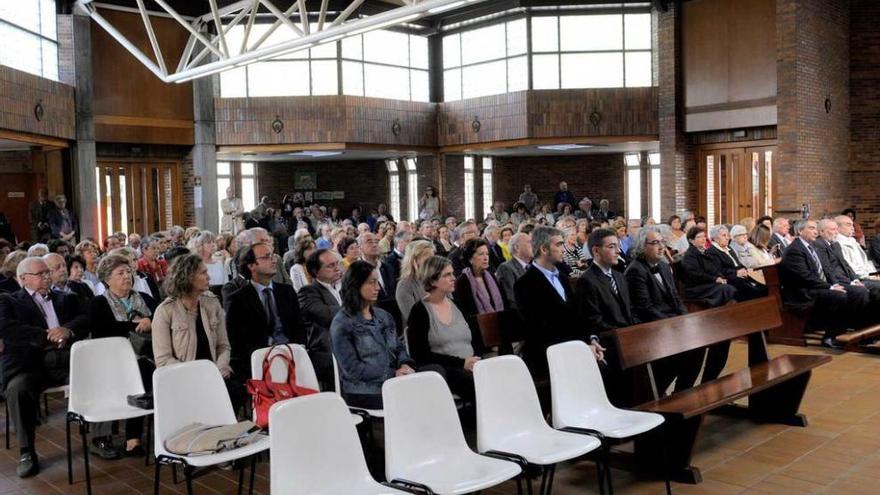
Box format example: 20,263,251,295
634,415,705,484
748,371,811,427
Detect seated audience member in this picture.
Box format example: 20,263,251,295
488,202,510,225
1,251,26,292
705,225,768,301
44,253,92,305
407,256,485,402
448,221,480,277
188,231,226,286
225,243,306,381
48,239,70,257
729,225,759,268
394,239,436,325
453,238,505,319
288,237,316,292
596,199,615,221
871,218,880,264
518,184,538,214
89,254,157,458
110,247,161,302
625,227,702,394
836,215,879,281
482,225,505,272
747,224,777,267
315,224,334,250
561,227,587,278
768,217,793,255
612,219,632,257
510,202,530,226
331,261,433,409
137,235,168,284
65,255,91,294
680,226,738,307
553,182,576,211
0,257,88,477
495,232,532,310
222,227,287,300
575,198,594,221
515,227,588,377
497,226,515,262
437,225,454,254
27,244,49,258
360,231,401,330
418,221,445,256
842,208,866,247
779,220,860,348
151,253,236,405
337,236,360,270
814,219,879,314
383,230,412,295
298,249,343,390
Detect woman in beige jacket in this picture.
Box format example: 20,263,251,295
152,253,232,376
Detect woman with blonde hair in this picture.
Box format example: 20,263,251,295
394,239,436,323
187,230,226,285
75,240,102,293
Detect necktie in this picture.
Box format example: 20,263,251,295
606,272,619,295
263,287,277,330
807,245,826,282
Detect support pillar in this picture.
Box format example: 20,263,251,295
69,13,99,240
192,74,219,231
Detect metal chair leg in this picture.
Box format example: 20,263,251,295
248,454,257,495
184,465,195,495
66,414,73,484
4,400,9,450
604,443,614,495
236,461,245,495
43,393,49,417
153,461,162,495
80,420,93,495
545,465,556,495
145,415,152,467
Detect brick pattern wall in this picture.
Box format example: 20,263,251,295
437,92,528,147
442,155,465,220
0,65,75,140
492,154,626,218
529,88,658,138
776,0,850,218
849,0,880,235
215,96,436,147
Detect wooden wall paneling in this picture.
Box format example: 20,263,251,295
98,164,108,241
110,165,121,237
171,163,184,228
158,167,168,230
0,66,76,140
144,166,156,233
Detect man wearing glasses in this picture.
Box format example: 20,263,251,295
299,248,345,390
0,257,88,477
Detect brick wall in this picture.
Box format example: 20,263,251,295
0,65,75,140
256,160,390,217
776,0,850,218
492,154,626,218
849,0,880,235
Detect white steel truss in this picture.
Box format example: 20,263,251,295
75,0,481,83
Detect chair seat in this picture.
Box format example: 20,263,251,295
164,434,270,467
43,385,69,397
73,403,153,423
351,407,384,418
301,478,410,495
351,413,364,426
561,409,665,439
392,451,520,495
485,429,601,466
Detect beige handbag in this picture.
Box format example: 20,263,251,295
165,421,262,456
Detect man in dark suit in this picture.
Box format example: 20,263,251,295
43,253,93,307
515,226,604,378
0,257,88,477
382,230,411,295
359,232,403,337
298,249,343,390
28,188,53,242
495,232,532,309
779,220,857,348
625,227,703,394
706,225,767,301
0,273,20,293
224,243,306,380
448,221,479,277
813,219,878,326
767,217,792,255
483,225,505,273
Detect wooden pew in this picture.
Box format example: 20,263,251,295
757,263,810,346
611,296,831,484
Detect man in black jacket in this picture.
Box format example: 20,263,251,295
779,219,856,347
382,230,411,295
625,227,703,394
813,219,877,327
0,257,88,477
44,253,93,307
515,226,601,378
705,225,767,301
298,249,343,390
224,243,306,380
448,221,480,277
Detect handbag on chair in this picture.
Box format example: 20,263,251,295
245,344,318,428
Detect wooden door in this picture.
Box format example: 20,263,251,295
699,145,777,226
0,174,36,242
96,161,182,240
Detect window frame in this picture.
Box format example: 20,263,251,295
386,159,402,221
463,155,476,221
624,153,642,221
0,0,58,80
405,157,419,222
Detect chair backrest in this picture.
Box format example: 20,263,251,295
475,311,502,348
269,393,377,494
153,360,236,458
332,354,342,395
473,355,548,452
68,337,146,415
251,345,320,391
382,372,473,481
613,296,781,369
547,341,613,428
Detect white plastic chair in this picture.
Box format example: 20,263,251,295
383,372,522,494
332,355,384,418
474,355,602,495
251,345,362,425
547,341,669,495
269,392,410,495
66,337,154,495
153,360,269,495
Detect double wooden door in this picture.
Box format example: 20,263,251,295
698,145,775,226
96,161,182,239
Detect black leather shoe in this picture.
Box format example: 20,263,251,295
90,437,122,460
822,338,843,350
123,444,146,458
17,453,39,478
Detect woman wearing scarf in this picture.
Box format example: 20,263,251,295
88,254,158,460
453,238,505,319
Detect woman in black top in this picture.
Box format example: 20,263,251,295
453,238,505,319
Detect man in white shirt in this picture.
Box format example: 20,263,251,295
836,215,879,281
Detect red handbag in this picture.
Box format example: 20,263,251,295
246,345,318,428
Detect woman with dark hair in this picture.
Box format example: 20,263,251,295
679,226,737,307
418,186,440,221
330,260,417,409
289,237,316,292
453,238,505,319
280,194,295,229
407,256,485,402
88,254,157,458
336,236,360,270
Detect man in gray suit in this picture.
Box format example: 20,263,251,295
298,248,343,390
495,232,533,309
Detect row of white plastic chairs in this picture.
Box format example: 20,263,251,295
63,337,672,495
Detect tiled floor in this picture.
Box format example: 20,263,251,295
0,340,876,494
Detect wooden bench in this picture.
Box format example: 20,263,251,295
611,296,831,484
757,263,811,346
669,261,715,313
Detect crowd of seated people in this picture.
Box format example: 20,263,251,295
3,182,880,481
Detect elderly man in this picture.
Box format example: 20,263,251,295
298,249,344,390
595,199,615,221
127,233,142,256
836,215,879,281
495,232,532,309
705,225,767,301
780,220,859,348
47,194,77,243
221,187,245,234
448,221,480,277
383,230,412,296
813,219,878,323
768,217,793,255
553,182,576,211
0,257,88,477
575,197,594,221
518,185,538,214
43,253,93,306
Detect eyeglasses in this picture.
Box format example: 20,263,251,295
645,240,663,246
24,270,51,278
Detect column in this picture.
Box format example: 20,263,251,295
70,12,99,240
192,74,219,231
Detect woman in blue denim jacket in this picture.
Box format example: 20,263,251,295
331,260,417,409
